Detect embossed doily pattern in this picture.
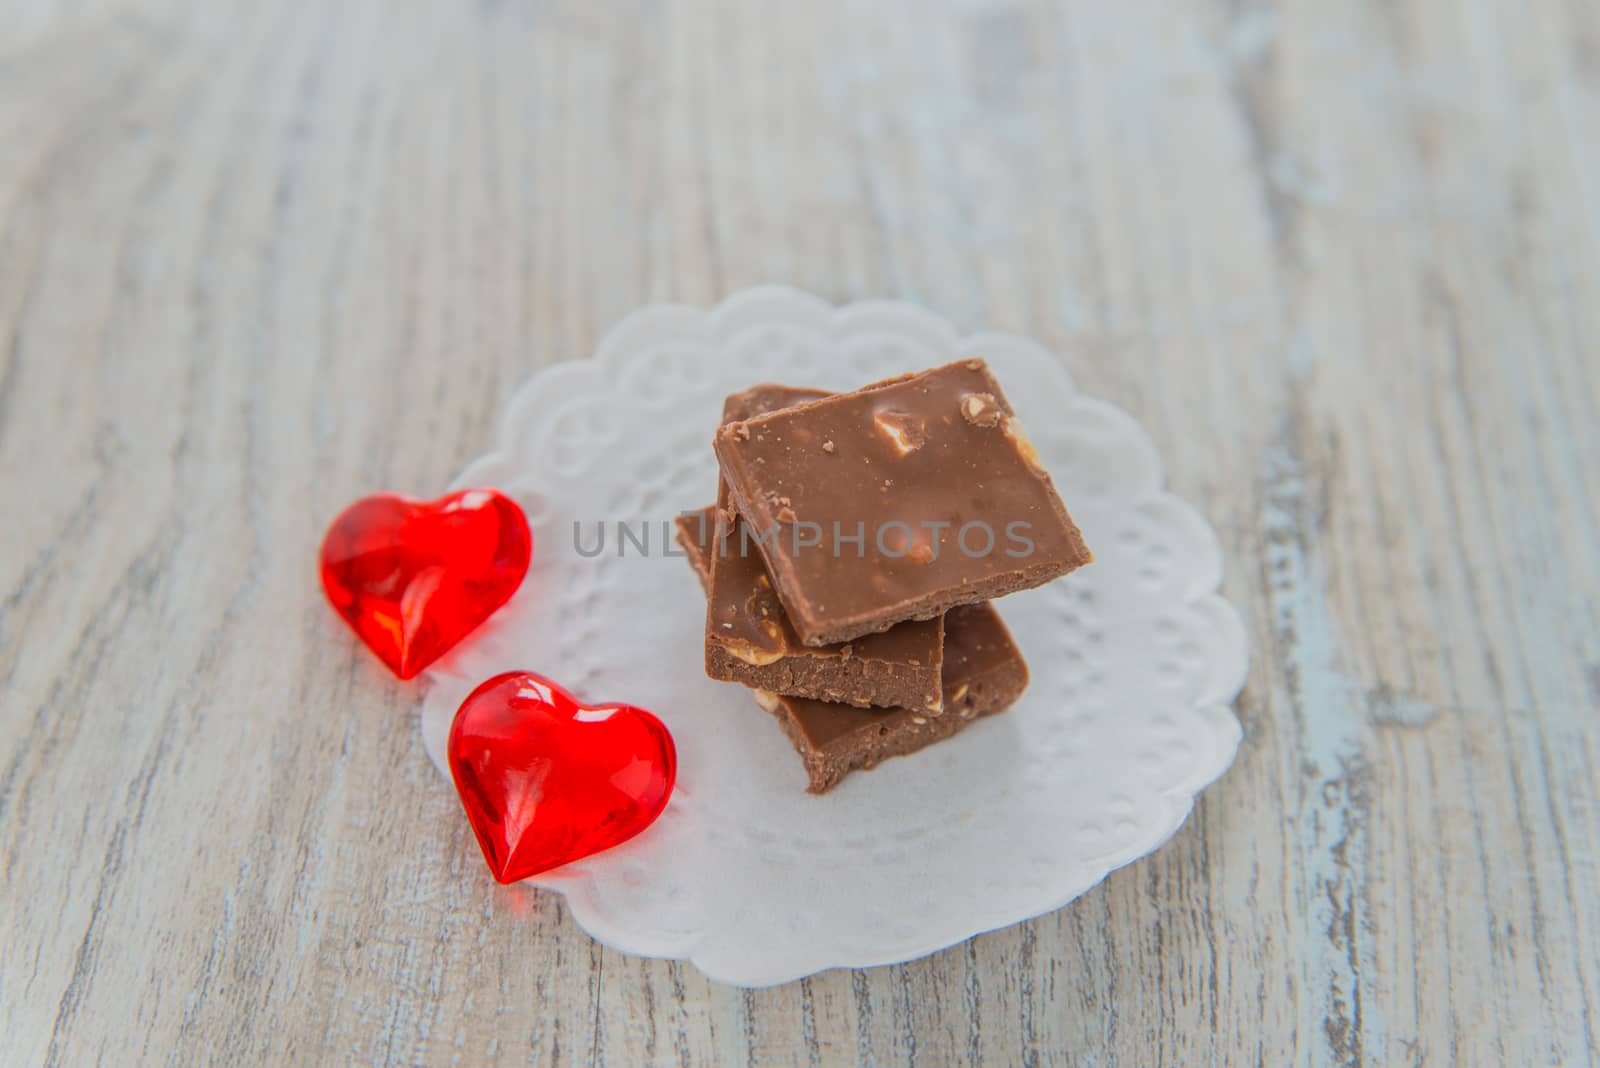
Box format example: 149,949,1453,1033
418,287,1248,987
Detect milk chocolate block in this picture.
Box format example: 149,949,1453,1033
754,604,1029,793
713,359,1093,646
706,385,945,712
681,505,945,712
677,517,1029,793
709,513,945,710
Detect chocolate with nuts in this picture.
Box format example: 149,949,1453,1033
705,511,945,711
676,512,1029,793
703,385,946,711
712,359,1093,646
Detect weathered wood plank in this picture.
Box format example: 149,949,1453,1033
2,0,1596,1063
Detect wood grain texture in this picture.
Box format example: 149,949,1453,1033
2,0,1597,1063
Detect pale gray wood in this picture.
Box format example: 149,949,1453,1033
2,0,1597,1064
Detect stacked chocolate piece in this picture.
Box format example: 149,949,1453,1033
676,360,1093,792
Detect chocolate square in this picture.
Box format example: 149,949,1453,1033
712,359,1093,646
676,511,1029,793
702,384,945,712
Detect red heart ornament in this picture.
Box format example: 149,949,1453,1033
448,672,677,883
319,488,531,679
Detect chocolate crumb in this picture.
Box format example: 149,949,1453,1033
777,505,798,524
732,423,750,441
822,440,835,453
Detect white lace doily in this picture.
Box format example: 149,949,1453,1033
418,286,1247,987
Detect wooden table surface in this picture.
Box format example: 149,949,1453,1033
4,0,1597,1063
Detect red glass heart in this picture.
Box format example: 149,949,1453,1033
319,489,531,679
448,672,677,883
